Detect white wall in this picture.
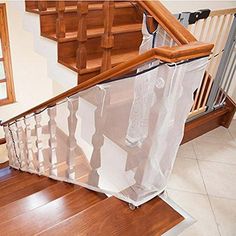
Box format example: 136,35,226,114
0,1,53,137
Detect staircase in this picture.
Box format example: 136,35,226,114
0,161,184,235
25,1,143,83
0,1,220,234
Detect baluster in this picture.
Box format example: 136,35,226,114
35,113,44,174
101,1,115,72
67,98,79,180
56,1,66,39
24,117,35,173
88,86,110,186
48,106,58,177
38,0,47,12
76,2,88,70
3,126,14,166
16,120,26,170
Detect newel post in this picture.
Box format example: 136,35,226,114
56,1,66,39
76,2,88,70
101,1,115,72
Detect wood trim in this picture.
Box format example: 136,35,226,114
138,1,197,45
0,138,6,145
182,95,236,144
0,4,15,106
209,8,236,17
1,41,213,126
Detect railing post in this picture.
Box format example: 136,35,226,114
56,1,66,39
38,0,47,12
48,106,58,177
101,1,115,72
3,126,14,166
24,117,35,173
16,120,26,170
88,86,110,186
35,113,45,174
76,2,88,71
67,98,79,181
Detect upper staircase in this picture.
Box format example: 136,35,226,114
25,0,143,83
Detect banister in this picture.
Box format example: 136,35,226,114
1,41,213,126
138,1,197,45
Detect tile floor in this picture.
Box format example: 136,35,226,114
167,120,236,236
0,121,236,236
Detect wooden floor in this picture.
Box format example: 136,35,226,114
0,162,184,236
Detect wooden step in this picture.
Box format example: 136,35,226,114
0,182,75,224
0,188,106,235
0,167,18,181
40,2,141,36
27,1,135,15
59,50,139,75
38,196,184,236
0,174,57,207
0,161,9,169
44,23,142,42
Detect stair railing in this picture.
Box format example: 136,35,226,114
2,0,214,206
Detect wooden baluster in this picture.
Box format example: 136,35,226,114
35,113,44,174
48,106,58,177
101,1,115,72
67,98,79,180
24,117,35,173
76,2,88,70
56,1,66,39
16,120,26,170
88,86,110,186
3,126,14,166
38,0,47,12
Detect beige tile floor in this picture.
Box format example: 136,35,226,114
0,121,236,235
167,120,236,236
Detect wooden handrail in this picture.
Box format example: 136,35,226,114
2,41,213,126
138,1,197,45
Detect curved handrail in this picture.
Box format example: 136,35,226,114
1,41,213,126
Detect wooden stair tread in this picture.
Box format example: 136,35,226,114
29,2,134,15
38,196,184,236
0,167,18,181
47,23,142,42
0,161,9,169
0,188,106,235
0,174,56,207
60,50,139,74
0,182,75,224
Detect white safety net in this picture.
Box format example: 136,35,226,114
3,14,208,206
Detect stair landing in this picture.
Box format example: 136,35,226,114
0,161,184,235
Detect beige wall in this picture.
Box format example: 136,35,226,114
0,1,54,138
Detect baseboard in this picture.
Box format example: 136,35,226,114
0,138,6,145
182,96,236,144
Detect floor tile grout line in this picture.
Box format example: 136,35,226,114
192,143,222,236
179,154,236,167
